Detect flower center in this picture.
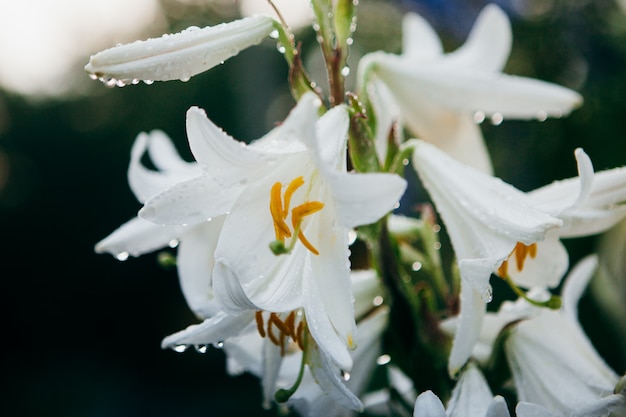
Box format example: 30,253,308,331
269,176,324,255
496,242,537,278
255,310,306,356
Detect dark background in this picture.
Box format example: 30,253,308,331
1,0,625,416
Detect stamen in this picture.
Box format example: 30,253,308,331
496,242,538,278
292,201,325,255
255,311,266,338
270,182,291,240
283,176,304,219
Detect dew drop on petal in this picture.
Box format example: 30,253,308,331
372,295,384,306
376,354,391,366
348,229,357,245
341,370,351,381
490,113,504,126
481,288,493,303
215,341,224,349
168,239,179,248
536,110,548,122
473,111,486,124
195,344,208,354
115,252,129,261
411,261,422,271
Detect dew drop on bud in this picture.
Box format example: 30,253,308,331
115,251,129,261
173,344,188,353
269,29,279,39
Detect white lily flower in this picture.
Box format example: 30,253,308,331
413,363,511,417
411,138,562,376
358,4,582,173
162,270,389,415
85,15,276,86
497,148,626,289
140,92,406,375
503,255,626,417
94,130,224,318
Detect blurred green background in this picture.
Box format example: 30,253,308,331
1,0,625,416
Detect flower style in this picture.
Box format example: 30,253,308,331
501,255,626,417
411,138,563,376
84,15,276,86
357,4,582,173
413,362,511,417
162,270,390,415
140,93,406,392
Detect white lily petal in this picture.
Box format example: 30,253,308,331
185,106,281,184
442,4,511,73
139,174,242,225
448,282,486,378
212,260,261,313
314,105,349,171
484,397,511,417
401,13,443,61
515,402,559,417
412,391,446,417
128,131,200,203
94,217,185,258
261,339,285,409
307,345,363,412
446,363,500,417
561,254,598,323
412,139,562,294
85,15,276,84
330,172,407,229
507,234,569,289
160,310,255,349
176,218,226,318
376,64,582,119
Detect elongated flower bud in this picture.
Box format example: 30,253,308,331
85,15,276,86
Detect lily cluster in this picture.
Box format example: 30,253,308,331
89,1,626,416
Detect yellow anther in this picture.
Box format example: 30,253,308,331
269,177,324,255
270,182,291,240
255,311,307,356
497,242,538,278
283,176,305,219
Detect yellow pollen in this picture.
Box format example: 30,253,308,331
269,177,324,255
497,242,538,278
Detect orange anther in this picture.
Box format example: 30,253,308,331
283,176,305,219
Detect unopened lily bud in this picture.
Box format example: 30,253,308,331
85,15,276,86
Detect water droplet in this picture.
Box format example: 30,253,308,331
276,43,286,54
143,80,154,85
215,341,224,349
168,239,179,248
88,73,98,80
432,224,441,233
348,229,358,245
402,158,409,166
411,262,422,271
341,371,351,381
341,66,350,76
372,295,384,306
269,29,279,39
180,76,191,82
481,288,493,303
473,111,486,124
194,344,208,353
490,113,504,126
115,252,129,261
376,354,391,365
393,202,400,209
536,110,548,122
433,242,441,250
173,344,188,353
346,37,354,46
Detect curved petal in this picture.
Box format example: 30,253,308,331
507,234,569,289
330,171,407,229
515,402,559,417
413,391,446,417
128,131,200,203
561,254,598,324
95,217,185,258
401,13,443,62
485,397,511,417
442,4,511,73
307,344,363,412
446,363,498,417
448,282,486,378
186,107,276,185
376,63,582,120
139,174,242,225
85,15,276,84
314,104,349,172
160,310,255,349
176,217,226,318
